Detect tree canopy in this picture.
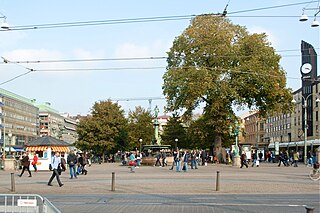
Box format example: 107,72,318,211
75,100,127,161
162,15,292,150
127,106,154,150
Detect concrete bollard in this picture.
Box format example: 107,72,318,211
305,206,314,213
10,173,15,192
111,172,115,191
216,171,220,191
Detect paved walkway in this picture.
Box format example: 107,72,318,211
0,162,319,212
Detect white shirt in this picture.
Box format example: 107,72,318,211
51,156,61,169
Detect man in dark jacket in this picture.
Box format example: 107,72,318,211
67,150,78,179
18,152,32,177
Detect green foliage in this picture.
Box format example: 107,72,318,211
163,15,293,146
161,114,187,149
75,100,128,155
127,106,154,150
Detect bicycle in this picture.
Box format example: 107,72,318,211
309,163,320,181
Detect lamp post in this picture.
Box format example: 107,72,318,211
292,95,320,164
175,138,178,150
139,138,142,153
229,120,241,166
8,131,12,156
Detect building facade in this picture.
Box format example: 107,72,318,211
0,88,38,150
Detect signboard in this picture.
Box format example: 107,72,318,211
17,199,37,207
275,142,280,155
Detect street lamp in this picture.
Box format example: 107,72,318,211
139,138,142,153
0,13,9,29
175,138,178,150
229,120,240,157
299,6,320,27
292,95,320,164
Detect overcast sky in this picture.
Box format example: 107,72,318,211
0,0,319,116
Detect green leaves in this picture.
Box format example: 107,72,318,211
163,14,293,148
75,100,127,154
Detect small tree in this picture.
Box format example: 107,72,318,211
127,106,154,151
161,114,187,149
76,100,127,162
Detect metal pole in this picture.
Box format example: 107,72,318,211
304,101,308,165
111,172,115,191
10,172,15,192
216,171,220,191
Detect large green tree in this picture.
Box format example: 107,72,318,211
76,100,128,162
163,15,292,153
127,106,154,151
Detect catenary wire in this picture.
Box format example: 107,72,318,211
1,1,317,31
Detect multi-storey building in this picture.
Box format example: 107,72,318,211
35,103,79,145
36,102,64,139
60,113,79,144
0,88,38,150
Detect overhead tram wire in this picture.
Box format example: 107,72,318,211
1,1,317,31
0,63,301,86
1,51,318,65
0,57,35,86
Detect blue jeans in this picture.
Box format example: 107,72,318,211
69,164,77,178
176,161,181,172
191,159,197,169
137,159,141,166
183,162,188,172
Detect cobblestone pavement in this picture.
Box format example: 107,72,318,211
0,162,319,212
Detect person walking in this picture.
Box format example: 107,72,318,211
136,151,142,168
191,150,198,169
182,150,189,172
154,152,161,167
31,153,38,172
169,149,178,170
161,151,167,167
251,152,257,167
48,152,64,187
18,152,32,177
129,152,136,173
176,149,182,172
78,153,88,175
67,150,78,179
240,152,248,168
293,151,299,167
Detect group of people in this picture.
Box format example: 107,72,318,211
16,150,89,187
18,152,38,177
48,151,89,187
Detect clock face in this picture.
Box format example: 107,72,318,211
301,63,312,74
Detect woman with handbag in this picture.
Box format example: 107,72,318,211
48,152,64,187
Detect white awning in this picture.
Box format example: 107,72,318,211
268,139,320,148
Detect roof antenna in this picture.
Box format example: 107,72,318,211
222,0,230,17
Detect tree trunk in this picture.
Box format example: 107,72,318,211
102,150,105,163
214,134,225,163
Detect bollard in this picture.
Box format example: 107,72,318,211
305,206,314,213
111,172,115,191
10,173,15,192
216,171,220,191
